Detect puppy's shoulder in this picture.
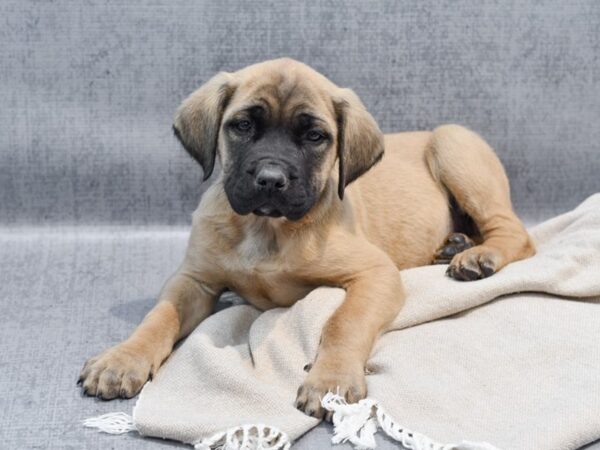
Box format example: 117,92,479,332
188,182,240,248
191,182,231,221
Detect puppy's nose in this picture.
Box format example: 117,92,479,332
255,166,288,192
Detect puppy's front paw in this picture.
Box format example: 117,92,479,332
295,363,366,421
78,344,153,400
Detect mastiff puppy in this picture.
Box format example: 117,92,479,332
79,58,535,419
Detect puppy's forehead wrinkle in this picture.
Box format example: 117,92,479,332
295,110,328,127
229,90,330,127
228,101,269,119
230,64,335,124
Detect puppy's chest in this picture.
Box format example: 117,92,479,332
226,226,280,271
218,228,311,308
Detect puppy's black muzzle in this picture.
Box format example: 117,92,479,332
225,153,315,221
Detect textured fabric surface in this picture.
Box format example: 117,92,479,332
1,0,600,226
104,195,600,450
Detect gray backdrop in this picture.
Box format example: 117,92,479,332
2,0,599,226
1,1,600,449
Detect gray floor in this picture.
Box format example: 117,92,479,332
0,226,598,450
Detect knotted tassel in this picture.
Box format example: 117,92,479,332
321,392,500,450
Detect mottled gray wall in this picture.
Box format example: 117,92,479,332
1,0,599,225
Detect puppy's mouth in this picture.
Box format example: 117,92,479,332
253,205,283,218
224,177,314,221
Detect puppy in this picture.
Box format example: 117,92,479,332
79,58,535,419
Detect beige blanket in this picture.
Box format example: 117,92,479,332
85,195,600,450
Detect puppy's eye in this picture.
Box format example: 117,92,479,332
235,120,252,132
305,130,325,143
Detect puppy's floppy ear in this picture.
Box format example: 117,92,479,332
173,72,236,181
334,88,384,199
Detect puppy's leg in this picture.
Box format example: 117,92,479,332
79,272,218,399
427,125,535,281
295,243,404,419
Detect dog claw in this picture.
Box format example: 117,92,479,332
481,263,495,277
461,267,481,280
448,234,466,244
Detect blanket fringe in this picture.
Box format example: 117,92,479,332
83,412,291,450
321,393,500,450
193,424,291,450
83,395,497,450
83,412,136,434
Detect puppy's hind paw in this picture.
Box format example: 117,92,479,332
446,246,501,281
433,233,475,264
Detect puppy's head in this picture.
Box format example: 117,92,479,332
173,58,383,221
